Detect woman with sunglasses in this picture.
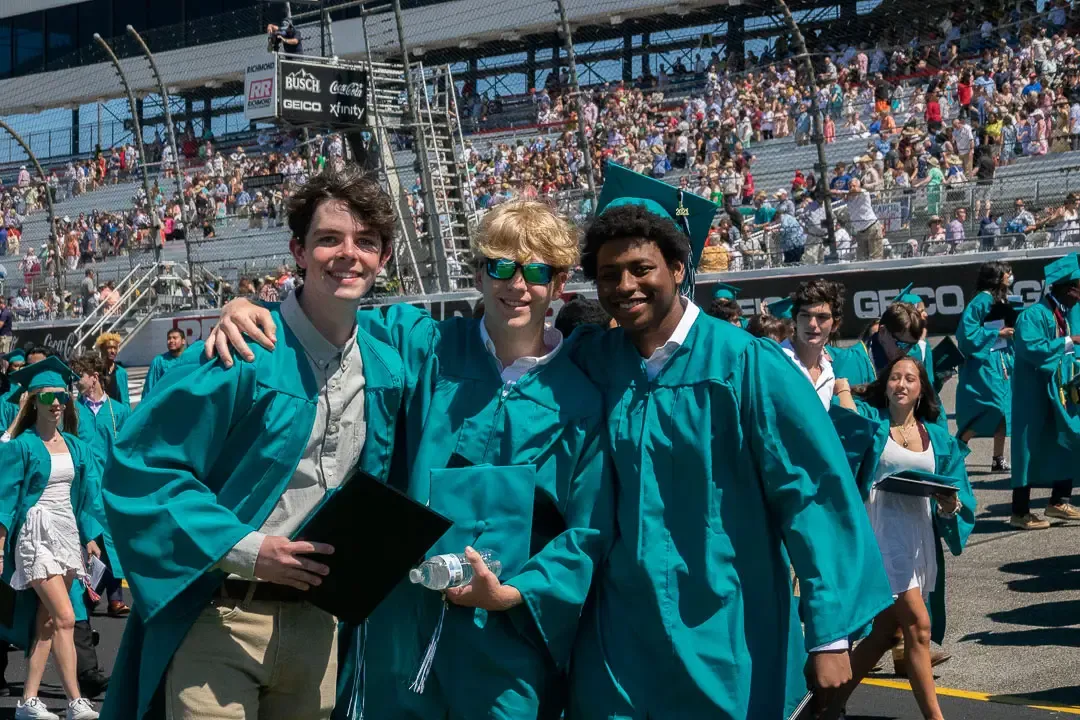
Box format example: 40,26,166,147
204,200,610,720
867,303,949,430
0,357,105,720
832,355,975,720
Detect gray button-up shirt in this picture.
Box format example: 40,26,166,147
219,291,368,578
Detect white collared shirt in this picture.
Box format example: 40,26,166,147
780,339,835,411
480,317,563,385
644,299,700,380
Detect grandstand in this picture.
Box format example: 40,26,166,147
0,0,1078,336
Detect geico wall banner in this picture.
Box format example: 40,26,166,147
244,59,278,121
279,59,368,128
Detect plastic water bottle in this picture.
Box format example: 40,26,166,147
409,550,502,591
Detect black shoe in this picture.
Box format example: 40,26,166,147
78,670,109,699
992,456,1011,472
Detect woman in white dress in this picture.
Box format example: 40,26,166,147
0,358,103,720
832,355,976,719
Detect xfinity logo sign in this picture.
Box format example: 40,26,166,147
285,68,320,94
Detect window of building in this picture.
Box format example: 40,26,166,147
45,7,77,67
113,0,147,37
0,21,12,79
13,12,44,75
78,0,113,51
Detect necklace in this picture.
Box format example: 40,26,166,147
890,419,918,448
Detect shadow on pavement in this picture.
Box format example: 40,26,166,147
1000,553,1080,593
961,627,1080,648
993,685,1080,707
987,599,1080,628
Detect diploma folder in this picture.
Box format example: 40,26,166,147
291,470,453,625
877,469,958,498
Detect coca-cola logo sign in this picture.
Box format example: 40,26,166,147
330,81,365,98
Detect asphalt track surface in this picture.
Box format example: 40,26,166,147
1,363,1078,719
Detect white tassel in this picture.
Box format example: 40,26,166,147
409,598,447,694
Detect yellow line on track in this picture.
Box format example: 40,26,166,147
862,678,1080,715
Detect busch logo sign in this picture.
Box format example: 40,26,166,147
285,68,320,94
330,81,365,98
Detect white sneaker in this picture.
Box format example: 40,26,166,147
66,698,98,720
15,697,59,720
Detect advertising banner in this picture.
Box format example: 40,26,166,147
279,59,368,128
244,59,278,122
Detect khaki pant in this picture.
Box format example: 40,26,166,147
0,336,13,354
855,221,884,260
166,598,338,720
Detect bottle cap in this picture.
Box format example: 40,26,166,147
409,568,422,584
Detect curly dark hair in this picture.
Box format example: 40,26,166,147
287,166,396,262
854,354,941,423
707,297,742,324
581,204,690,281
792,278,846,330
554,295,611,336
70,354,107,379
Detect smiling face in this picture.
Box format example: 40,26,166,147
474,256,566,333
886,358,922,413
594,238,683,335
166,329,186,354
34,385,67,424
289,199,390,306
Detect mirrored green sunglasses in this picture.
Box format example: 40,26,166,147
485,258,556,285
37,391,71,406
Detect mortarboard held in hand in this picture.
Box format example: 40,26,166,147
878,468,960,498
931,336,964,392
596,162,721,300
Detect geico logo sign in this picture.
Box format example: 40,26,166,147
284,98,323,113
248,79,273,102
330,81,364,98
285,68,320,94
853,285,965,318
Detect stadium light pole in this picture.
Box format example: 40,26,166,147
554,0,598,207
0,119,61,296
391,0,452,292
94,33,163,268
774,0,836,248
127,25,195,285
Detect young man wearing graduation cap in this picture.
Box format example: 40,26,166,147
564,163,892,719
99,167,405,720
206,199,612,720
1010,253,1080,530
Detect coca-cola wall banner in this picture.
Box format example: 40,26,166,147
13,321,83,359
279,58,367,128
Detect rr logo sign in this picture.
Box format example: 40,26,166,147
249,79,273,101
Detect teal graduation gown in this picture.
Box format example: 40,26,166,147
829,342,876,387
0,430,107,649
1012,299,1079,489
566,312,893,720
338,304,612,720
77,396,131,471
0,385,20,430
955,292,1013,438
834,401,976,642
141,351,184,399
99,308,403,720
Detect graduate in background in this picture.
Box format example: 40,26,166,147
100,169,404,720
955,262,1015,472
746,312,791,342
70,355,130,620
833,355,975,720
140,329,187,399
1010,254,1080,530
93,335,128,408
553,294,615,336
781,279,847,410
707,283,746,328
0,349,27,431
0,358,106,720
563,164,892,719
208,200,612,720
894,284,934,371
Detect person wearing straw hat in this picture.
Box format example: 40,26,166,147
0,357,105,720
1010,254,1080,530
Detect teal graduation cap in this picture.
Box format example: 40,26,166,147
1045,253,1080,287
712,282,741,301
766,296,794,320
8,356,77,395
596,162,721,299
3,349,26,365
893,283,923,306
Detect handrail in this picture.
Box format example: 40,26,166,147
104,288,158,348
68,262,146,347
70,263,159,353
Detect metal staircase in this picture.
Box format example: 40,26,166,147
415,63,476,291
69,263,161,356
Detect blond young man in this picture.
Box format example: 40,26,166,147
207,200,612,720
